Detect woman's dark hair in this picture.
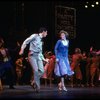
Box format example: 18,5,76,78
0,37,4,47
75,48,81,54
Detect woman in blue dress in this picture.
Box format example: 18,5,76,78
54,30,74,91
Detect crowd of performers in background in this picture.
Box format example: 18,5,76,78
0,36,100,91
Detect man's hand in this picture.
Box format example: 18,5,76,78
19,49,23,55
43,59,49,63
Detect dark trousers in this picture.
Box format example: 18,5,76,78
5,66,15,87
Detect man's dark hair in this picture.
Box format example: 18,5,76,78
38,27,47,33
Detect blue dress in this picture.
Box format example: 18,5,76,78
54,39,74,77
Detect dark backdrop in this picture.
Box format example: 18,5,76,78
0,0,100,54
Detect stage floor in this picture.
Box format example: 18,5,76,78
0,85,100,99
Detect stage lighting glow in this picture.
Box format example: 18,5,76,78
85,5,88,8
91,4,94,7
96,1,99,5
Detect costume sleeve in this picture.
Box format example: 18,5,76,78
54,40,60,60
21,34,36,52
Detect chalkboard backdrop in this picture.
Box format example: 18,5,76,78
55,6,76,39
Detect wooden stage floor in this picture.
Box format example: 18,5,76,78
0,85,100,99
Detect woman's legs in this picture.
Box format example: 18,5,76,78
61,77,67,91
58,77,67,91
